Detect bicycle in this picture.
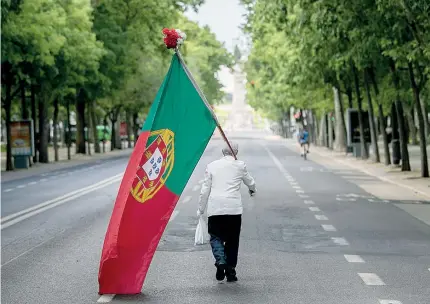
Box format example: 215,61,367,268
300,142,309,160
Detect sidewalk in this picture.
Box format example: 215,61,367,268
299,139,430,199
1,142,133,182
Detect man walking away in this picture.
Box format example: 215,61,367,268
197,142,256,282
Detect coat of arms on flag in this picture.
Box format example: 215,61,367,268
131,129,174,203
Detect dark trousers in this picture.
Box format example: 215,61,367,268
208,214,242,269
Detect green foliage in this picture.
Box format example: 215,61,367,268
242,0,430,120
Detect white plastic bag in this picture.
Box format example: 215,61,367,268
194,215,210,245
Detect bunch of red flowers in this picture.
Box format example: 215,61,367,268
162,28,186,49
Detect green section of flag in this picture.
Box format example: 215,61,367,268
142,54,216,195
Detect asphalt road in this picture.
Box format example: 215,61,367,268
2,131,430,304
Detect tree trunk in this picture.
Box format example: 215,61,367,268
328,112,334,149
406,106,417,145
318,112,326,146
111,116,117,151
53,98,59,161
133,112,139,145
378,104,391,165
38,92,49,163
333,86,346,152
364,69,380,162
31,85,38,163
66,98,71,160
347,90,353,108
103,117,108,153
21,81,29,119
90,101,101,153
408,62,429,177
391,102,401,165
86,102,91,156
4,82,13,171
421,96,429,140
389,60,411,171
352,63,369,159
369,67,391,165
126,111,132,148
75,90,86,154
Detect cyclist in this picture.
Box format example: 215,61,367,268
298,127,310,156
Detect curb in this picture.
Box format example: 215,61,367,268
310,146,430,200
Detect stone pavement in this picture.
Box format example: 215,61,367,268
288,139,430,199
284,138,430,231
1,142,133,182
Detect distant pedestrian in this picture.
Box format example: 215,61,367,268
197,142,256,282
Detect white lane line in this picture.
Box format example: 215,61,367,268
4,189,13,192
97,294,115,303
169,210,179,222
299,195,309,198
262,144,290,178
28,181,37,186
16,185,26,189
332,237,349,246
296,190,304,193
304,200,315,205
315,214,328,221
39,178,48,182
344,255,365,263
322,224,337,231
182,196,192,203
1,174,123,230
292,186,301,189
358,273,385,286
379,300,402,304
309,207,320,212
1,235,56,267
192,185,200,192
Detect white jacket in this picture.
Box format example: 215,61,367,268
198,156,256,217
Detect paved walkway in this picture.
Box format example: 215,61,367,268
1,142,134,182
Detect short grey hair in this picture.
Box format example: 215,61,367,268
222,142,238,156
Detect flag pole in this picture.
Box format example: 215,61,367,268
175,49,237,160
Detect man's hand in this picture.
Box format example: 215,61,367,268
249,189,255,197
196,209,204,217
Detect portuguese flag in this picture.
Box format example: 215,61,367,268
98,53,217,294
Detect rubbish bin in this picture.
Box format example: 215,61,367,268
391,139,401,165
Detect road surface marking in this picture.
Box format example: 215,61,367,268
304,200,315,205
39,178,48,182
16,185,26,189
169,210,179,222
293,186,301,189
97,294,115,303
261,145,290,179
296,189,304,193
344,255,365,263
1,174,123,230
309,207,320,212
4,189,13,192
28,181,37,186
332,237,349,245
1,235,56,267
322,224,337,231
315,215,328,220
379,300,402,304
299,195,309,198
358,273,385,285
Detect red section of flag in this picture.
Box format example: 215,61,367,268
98,131,179,294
